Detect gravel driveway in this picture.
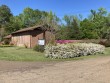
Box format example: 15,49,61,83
0,56,110,83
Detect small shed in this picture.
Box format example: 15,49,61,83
11,25,55,48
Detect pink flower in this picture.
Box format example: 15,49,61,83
56,40,79,44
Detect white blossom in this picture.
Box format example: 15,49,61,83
45,43,105,59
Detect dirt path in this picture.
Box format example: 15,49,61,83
0,56,110,83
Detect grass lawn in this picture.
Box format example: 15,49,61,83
0,47,110,61
0,47,47,61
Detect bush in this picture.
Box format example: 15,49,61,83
45,43,105,59
33,45,44,52
9,42,14,46
3,39,10,45
81,39,100,44
99,40,110,47
104,40,110,47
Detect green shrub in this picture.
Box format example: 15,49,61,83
99,40,110,47
9,42,14,46
104,40,110,47
33,45,44,52
3,39,10,45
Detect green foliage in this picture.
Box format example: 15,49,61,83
5,16,24,34
0,5,12,41
58,7,110,40
99,40,110,47
33,45,44,52
3,39,10,45
6,7,49,33
105,41,110,47
0,5,12,25
80,19,99,39
1,4,110,40
6,7,60,36
37,11,60,30
56,15,82,40
22,8,48,27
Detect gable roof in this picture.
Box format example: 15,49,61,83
4,35,12,39
12,25,43,34
12,24,55,34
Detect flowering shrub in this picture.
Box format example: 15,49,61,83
45,43,105,59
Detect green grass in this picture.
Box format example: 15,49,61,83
0,47,47,61
0,47,110,61
0,45,14,47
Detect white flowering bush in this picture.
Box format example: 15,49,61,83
45,43,105,59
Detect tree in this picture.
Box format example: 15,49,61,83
61,15,82,39
80,19,99,39
87,7,108,39
101,14,110,40
6,7,49,34
36,11,60,44
2,5,110,41
21,7,49,27
6,16,24,34
0,5,12,41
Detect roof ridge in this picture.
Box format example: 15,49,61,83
12,25,43,34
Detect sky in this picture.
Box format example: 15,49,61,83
0,0,110,19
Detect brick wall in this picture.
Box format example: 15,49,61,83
12,29,55,48
12,31,31,48
30,29,44,48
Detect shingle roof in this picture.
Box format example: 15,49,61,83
4,35,12,39
11,24,55,34
12,25,43,34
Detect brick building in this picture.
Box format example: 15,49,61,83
11,25,55,48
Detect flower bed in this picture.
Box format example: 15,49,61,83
45,43,105,59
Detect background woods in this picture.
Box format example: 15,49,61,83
0,5,110,41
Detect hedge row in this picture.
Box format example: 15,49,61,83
45,43,105,59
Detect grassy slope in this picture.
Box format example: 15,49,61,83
0,47,110,61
